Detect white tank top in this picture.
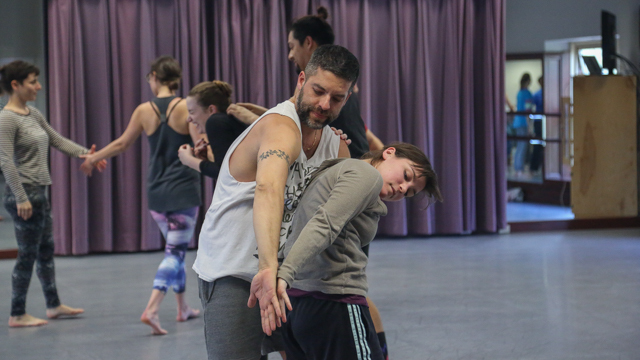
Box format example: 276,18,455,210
193,100,340,282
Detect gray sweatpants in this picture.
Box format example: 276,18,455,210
198,276,265,360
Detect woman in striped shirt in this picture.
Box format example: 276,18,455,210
0,60,106,328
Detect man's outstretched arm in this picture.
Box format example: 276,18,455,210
247,114,301,335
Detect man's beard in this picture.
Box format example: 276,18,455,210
296,89,335,129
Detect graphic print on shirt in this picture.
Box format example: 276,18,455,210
279,160,321,259
251,159,320,262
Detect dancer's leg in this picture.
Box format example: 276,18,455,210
141,207,198,334
141,289,168,335
165,208,199,321
5,185,48,327
368,297,389,360
35,198,83,319
141,210,171,335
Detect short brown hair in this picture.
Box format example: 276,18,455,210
362,142,443,206
188,80,233,113
0,60,40,95
149,56,182,91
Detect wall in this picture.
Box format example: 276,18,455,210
506,0,640,65
0,0,47,114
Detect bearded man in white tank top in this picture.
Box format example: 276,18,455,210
193,45,358,360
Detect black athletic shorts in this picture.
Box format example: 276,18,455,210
282,296,384,360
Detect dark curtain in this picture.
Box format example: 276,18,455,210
205,0,293,107
48,0,505,254
206,0,507,236
48,0,208,255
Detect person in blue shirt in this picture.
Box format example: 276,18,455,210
513,73,533,177
532,76,543,113
530,76,543,174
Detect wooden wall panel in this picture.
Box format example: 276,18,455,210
572,76,637,218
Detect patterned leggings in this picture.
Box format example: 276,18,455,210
149,207,198,293
4,185,60,317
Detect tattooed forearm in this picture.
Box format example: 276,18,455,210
258,149,291,164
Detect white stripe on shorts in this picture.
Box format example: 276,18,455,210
348,304,371,360
354,305,371,359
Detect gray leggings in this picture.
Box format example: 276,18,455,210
4,185,60,316
198,276,269,360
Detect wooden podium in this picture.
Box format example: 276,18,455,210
572,75,638,219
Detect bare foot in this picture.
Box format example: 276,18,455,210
141,310,167,335
8,314,48,327
46,304,84,319
177,307,200,322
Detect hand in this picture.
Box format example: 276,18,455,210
331,127,352,146
79,154,96,176
178,144,195,165
236,102,268,116
193,138,209,160
228,104,260,125
258,278,292,335
248,267,285,335
17,200,33,220
79,144,108,176
95,158,108,172
276,278,291,321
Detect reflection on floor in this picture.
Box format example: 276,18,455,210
0,176,16,250
507,201,574,223
1,229,639,359
506,170,544,184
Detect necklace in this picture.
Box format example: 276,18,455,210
307,130,318,151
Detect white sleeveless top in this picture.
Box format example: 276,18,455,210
193,100,340,282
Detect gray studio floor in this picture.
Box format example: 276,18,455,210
1,228,640,360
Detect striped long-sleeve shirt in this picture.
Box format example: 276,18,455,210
0,106,88,203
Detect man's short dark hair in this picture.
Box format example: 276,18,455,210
289,6,335,46
304,45,359,90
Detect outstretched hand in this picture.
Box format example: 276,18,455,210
248,267,288,335
331,127,352,146
79,144,107,176
256,278,291,336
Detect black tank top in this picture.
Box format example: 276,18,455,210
146,96,201,212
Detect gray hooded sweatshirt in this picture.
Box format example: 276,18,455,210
278,158,388,296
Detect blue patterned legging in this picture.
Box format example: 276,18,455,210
149,207,198,293
4,185,60,317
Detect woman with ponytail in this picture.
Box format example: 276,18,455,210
80,55,203,335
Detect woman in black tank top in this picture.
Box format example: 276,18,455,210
80,56,204,335
178,80,249,179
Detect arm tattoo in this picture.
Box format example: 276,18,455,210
258,149,291,164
